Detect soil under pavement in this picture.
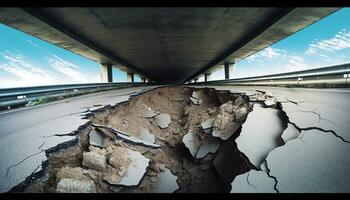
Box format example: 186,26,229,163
18,85,255,193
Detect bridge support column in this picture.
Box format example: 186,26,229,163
224,63,234,80
100,63,113,83
204,73,211,82
127,73,134,83
194,78,198,83
140,77,146,83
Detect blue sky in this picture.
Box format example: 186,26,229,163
1,8,350,87
210,8,350,80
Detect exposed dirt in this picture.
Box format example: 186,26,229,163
19,86,255,193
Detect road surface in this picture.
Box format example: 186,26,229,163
0,86,157,192
1,84,350,192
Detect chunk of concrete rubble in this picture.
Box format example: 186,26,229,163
196,137,221,159
92,124,160,148
155,113,171,129
96,127,116,139
201,118,215,134
82,147,107,171
56,178,97,193
89,128,105,148
264,99,276,107
230,170,276,193
117,132,161,148
103,148,150,186
141,107,159,118
191,91,200,99
107,145,131,177
152,168,179,193
212,101,248,140
138,127,155,143
189,96,202,105
182,130,202,158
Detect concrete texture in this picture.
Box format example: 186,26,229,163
0,8,339,83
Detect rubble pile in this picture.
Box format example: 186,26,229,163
21,86,256,193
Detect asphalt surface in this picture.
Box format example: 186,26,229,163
0,86,157,192
195,85,350,192
1,85,350,192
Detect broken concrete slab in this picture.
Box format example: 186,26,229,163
82,148,107,171
230,170,276,193
191,91,200,99
236,104,286,168
56,178,97,193
264,99,276,107
95,127,116,140
189,96,201,105
182,130,202,158
104,149,150,186
152,168,179,193
201,118,215,134
92,123,160,148
141,107,159,118
89,129,105,148
116,132,161,148
155,113,171,129
138,127,155,144
196,137,221,159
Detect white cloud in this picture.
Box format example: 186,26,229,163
27,39,40,48
47,54,88,83
305,29,350,55
0,51,58,88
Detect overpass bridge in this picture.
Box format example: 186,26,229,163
1,7,350,193
0,7,339,83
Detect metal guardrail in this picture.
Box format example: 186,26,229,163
191,63,350,87
0,82,148,110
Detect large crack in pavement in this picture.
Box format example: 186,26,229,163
12,86,258,193
8,86,350,193
263,161,279,193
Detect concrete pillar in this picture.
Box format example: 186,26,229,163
194,78,198,83
127,73,134,83
140,77,146,83
224,63,234,80
100,63,113,82
204,73,211,82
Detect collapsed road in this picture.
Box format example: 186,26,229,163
0,85,350,193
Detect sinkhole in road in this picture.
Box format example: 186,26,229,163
16,86,288,193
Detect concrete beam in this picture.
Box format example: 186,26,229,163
100,63,113,82
127,73,134,83
224,63,234,80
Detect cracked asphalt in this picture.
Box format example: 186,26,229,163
194,85,350,193
0,86,157,192
1,85,350,193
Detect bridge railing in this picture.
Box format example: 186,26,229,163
0,82,148,110
191,63,350,87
